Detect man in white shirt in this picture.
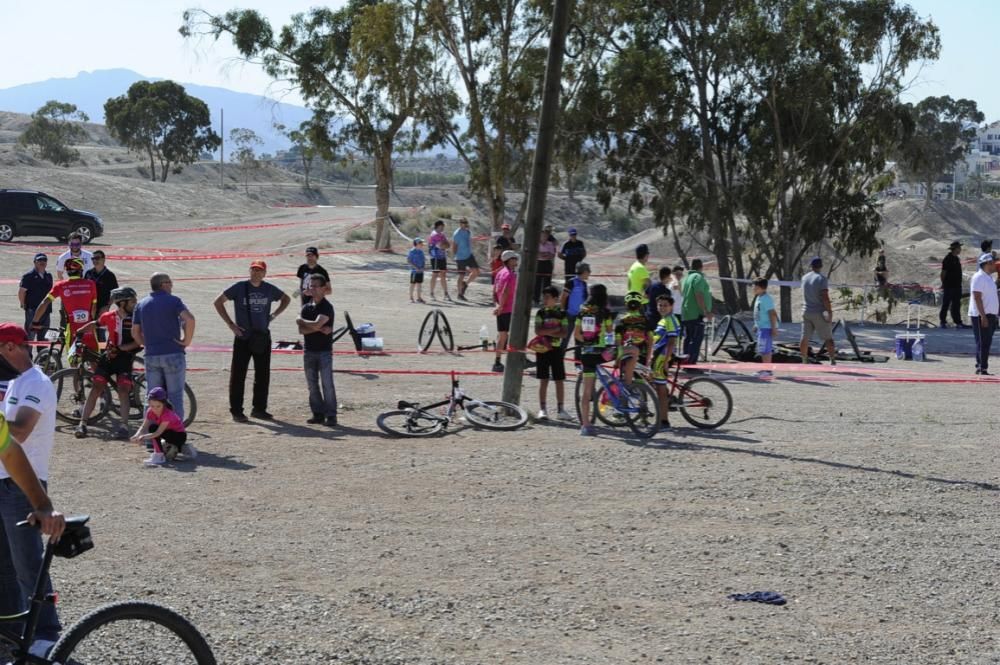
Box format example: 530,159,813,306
0,323,63,655
55,233,94,280
969,252,999,375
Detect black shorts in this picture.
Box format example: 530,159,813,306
536,347,566,381
457,256,479,270
431,258,447,272
496,312,512,332
93,352,135,387
410,272,424,284
578,352,605,376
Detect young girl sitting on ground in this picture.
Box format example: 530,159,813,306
131,387,193,466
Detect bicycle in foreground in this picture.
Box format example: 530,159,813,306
377,371,528,437
573,359,661,438
0,516,216,664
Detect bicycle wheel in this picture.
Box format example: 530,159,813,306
130,375,198,428
435,310,455,352
593,386,628,428
33,349,62,376
464,400,529,430
417,309,439,353
677,377,733,429
624,382,660,439
376,409,446,437
710,315,733,356
50,600,216,664
51,368,109,425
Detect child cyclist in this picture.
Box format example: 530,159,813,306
573,284,615,436
132,386,193,466
752,278,778,379
615,291,650,387
531,285,573,421
647,294,682,431
407,238,427,304
72,287,142,440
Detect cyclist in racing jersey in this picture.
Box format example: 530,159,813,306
647,294,682,431
29,258,98,356
573,284,615,436
71,287,142,440
615,291,650,387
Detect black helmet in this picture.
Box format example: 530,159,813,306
110,287,137,303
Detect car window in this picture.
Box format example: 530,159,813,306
35,196,65,212
9,194,34,210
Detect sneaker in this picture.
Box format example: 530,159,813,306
491,361,504,373
325,416,338,427
250,410,274,420
537,409,549,420
579,425,596,436
232,412,249,423
659,420,672,431
556,408,575,422
74,424,87,439
181,443,198,460
307,414,325,424
144,452,166,467
754,370,773,379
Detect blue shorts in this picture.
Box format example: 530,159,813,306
757,328,774,355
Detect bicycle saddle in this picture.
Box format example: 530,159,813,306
55,515,93,559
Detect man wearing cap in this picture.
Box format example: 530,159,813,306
534,224,558,304
492,251,519,372
940,241,968,329
214,261,291,422
627,244,652,301
18,254,52,356
296,247,330,306
559,228,586,278
0,323,67,656
969,253,999,375
452,218,480,301
54,233,93,281
799,256,837,365
132,273,196,424
83,250,119,315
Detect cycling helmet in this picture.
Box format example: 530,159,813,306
64,258,84,274
110,287,137,303
624,291,644,307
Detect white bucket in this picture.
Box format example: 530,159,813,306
361,337,384,351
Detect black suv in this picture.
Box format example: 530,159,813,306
0,190,104,244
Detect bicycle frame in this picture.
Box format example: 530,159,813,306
0,537,60,664
591,364,643,414
401,372,494,422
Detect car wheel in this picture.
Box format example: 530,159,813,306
0,223,14,242
74,225,94,243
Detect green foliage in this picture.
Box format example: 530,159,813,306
230,128,263,194
837,286,898,324
17,101,90,166
104,80,220,182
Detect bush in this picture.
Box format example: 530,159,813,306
607,206,636,234
346,227,373,243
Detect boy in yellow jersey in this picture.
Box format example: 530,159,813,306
647,295,682,431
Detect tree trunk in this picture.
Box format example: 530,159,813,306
302,157,310,190
779,283,792,323
373,148,393,251
147,146,156,182
924,177,933,207
161,160,171,183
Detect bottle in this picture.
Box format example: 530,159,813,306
479,324,490,350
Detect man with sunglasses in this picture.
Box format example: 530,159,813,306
17,254,52,356
54,233,93,280
83,250,119,315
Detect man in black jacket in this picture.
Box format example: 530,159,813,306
940,241,969,329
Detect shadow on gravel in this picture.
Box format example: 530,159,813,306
172,452,255,473
254,420,376,440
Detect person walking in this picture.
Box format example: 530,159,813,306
969,252,999,375
54,233,93,280
452,218,480,301
558,227,586,278
534,225,557,304
427,220,452,301
296,247,330,305
83,250,119,315
18,254,52,356
213,261,291,422
297,274,338,426
0,324,67,657
940,241,969,328
131,273,195,424
492,251,519,373
799,256,837,365
680,259,714,363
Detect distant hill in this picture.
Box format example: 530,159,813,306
0,69,311,155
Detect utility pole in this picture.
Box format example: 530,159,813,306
501,0,573,406
220,108,225,189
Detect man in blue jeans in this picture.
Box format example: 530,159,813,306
296,275,337,426
132,273,196,422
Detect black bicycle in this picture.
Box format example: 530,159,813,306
31,328,66,376
0,516,216,664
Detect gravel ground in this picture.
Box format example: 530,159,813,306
1,210,998,664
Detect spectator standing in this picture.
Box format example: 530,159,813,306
532,285,572,421
491,223,518,282
969,252,999,375
213,261,291,422
132,273,195,424
534,224,557,304
492,251,519,373
83,250,119,315
296,274,338,426
799,256,837,365
873,249,888,288
452,218,480,301
645,266,672,330
55,233,93,280
407,238,427,304
18,254,52,355
753,278,778,379
940,241,968,328
560,262,590,347
558,227,586,278
427,220,452,301
295,247,330,305
680,258,714,363
667,265,685,314
627,244,652,301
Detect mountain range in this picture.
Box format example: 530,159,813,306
0,69,311,155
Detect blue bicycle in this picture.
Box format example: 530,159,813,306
574,361,661,438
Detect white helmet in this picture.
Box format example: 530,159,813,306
501,250,519,262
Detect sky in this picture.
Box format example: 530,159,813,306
1,0,999,118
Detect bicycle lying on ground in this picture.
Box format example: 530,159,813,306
377,371,527,437
0,516,216,664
